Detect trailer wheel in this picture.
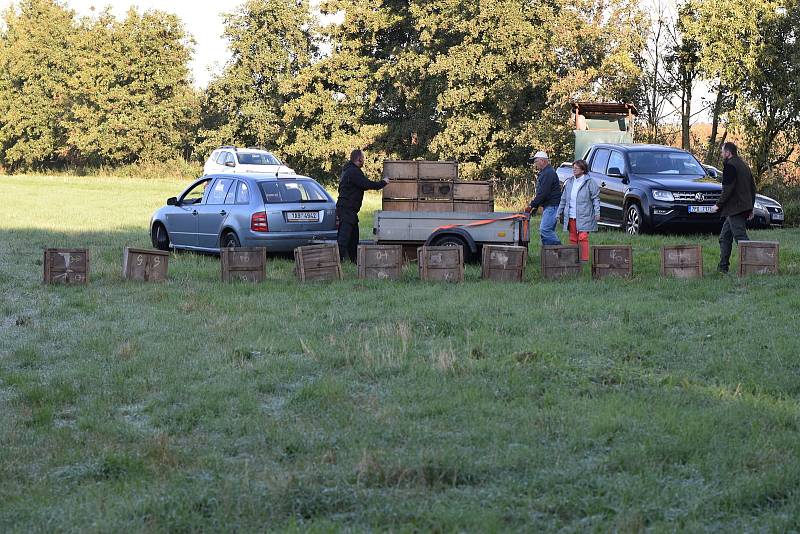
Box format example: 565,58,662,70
431,234,473,262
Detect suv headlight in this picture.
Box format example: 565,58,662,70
754,200,765,210
652,190,675,202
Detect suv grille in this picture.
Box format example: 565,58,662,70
671,191,721,203
767,206,783,214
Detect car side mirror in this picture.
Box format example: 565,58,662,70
225,161,236,168
707,168,718,178
167,197,178,206
608,167,624,177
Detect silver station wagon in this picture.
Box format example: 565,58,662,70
150,173,338,252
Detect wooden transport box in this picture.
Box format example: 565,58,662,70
591,245,633,279
661,245,703,279
221,247,267,282
481,245,527,282
418,245,464,282
123,247,169,282
418,180,454,200
540,245,581,280
382,160,418,181
453,181,492,201
738,241,779,276
295,244,343,281
43,248,90,284
417,200,455,212
382,199,418,211
382,180,418,200
357,244,403,280
418,161,458,180
454,200,494,213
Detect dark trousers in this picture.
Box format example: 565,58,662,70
336,208,359,262
718,213,750,271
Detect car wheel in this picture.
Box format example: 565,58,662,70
152,223,170,251
431,234,473,262
624,203,646,235
221,231,241,249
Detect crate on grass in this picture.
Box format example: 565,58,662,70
221,247,267,282
123,247,169,282
481,245,527,282
591,245,633,279
540,245,582,280
738,241,779,276
418,245,464,282
661,245,703,279
357,244,403,280
295,244,343,282
43,248,89,284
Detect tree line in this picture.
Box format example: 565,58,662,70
0,0,798,185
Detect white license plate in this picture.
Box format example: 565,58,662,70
286,211,319,222
688,205,716,214
772,213,784,221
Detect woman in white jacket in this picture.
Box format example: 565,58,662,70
556,160,601,261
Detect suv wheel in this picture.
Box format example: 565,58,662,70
624,203,645,235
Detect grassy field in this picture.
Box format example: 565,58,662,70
2,174,800,532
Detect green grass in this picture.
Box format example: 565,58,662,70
2,174,800,532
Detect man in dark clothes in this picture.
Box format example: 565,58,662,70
336,149,388,262
526,150,562,245
711,142,756,273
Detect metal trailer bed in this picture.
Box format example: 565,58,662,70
373,210,530,261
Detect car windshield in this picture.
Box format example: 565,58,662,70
259,180,329,203
628,151,706,176
237,152,281,165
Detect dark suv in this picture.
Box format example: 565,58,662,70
556,144,726,234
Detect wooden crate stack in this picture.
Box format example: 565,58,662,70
295,244,343,282
123,247,169,282
221,247,267,282
418,245,464,282
381,160,493,213
43,248,90,284
661,245,703,279
540,245,582,280
357,244,404,280
481,245,527,282
738,241,779,276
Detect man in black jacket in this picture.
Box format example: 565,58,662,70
336,149,388,262
526,151,562,245
711,142,756,273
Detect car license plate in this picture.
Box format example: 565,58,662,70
286,211,319,222
688,205,716,214
772,213,784,221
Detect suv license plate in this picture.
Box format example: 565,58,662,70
286,211,319,222
688,205,716,214
772,213,784,221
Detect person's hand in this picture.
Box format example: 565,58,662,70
710,205,719,213
747,210,754,221
381,177,390,183
524,206,532,215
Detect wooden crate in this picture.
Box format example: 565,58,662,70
382,180,418,200
123,247,169,282
591,245,633,279
738,241,779,276
357,244,403,280
382,199,418,212
221,247,267,282
418,161,458,180
417,200,454,212
454,200,494,213
418,246,464,282
540,245,582,280
295,244,343,281
661,245,703,279
418,180,454,200
382,160,419,181
481,245,527,282
453,181,492,201
43,248,90,284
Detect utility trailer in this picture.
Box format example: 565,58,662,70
373,210,530,262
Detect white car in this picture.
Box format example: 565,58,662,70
203,147,294,176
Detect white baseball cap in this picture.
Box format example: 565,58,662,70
532,151,549,160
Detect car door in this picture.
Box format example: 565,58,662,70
603,150,628,224
589,148,613,221
165,179,209,247
196,177,235,249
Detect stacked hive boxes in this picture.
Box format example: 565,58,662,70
381,160,494,213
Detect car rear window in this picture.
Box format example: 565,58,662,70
259,180,329,203
237,152,280,165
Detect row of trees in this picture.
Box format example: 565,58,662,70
1,0,799,184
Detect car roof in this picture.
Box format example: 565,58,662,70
206,172,318,183
592,143,690,154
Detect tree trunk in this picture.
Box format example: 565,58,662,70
705,87,725,165
681,72,691,150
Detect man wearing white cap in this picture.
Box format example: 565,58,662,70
526,150,562,246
